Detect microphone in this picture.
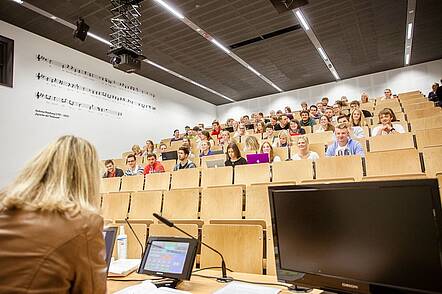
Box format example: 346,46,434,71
124,217,144,258
152,213,232,283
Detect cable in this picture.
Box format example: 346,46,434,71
192,273,292,289
107,277,165,282
192,266,234,273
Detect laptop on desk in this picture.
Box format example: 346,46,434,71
246,153,269,164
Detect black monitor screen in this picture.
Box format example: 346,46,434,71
270,180,442,293
138,237,198,281
103,227,117,272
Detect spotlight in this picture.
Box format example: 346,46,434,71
73,18,89,41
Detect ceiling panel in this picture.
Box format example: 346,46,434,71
0,0,440,105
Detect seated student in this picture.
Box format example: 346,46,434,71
291,135,320,160
219,130,234,152
0,135,106,293
255,121,266,135
131,144,143,157
324,107,334,122
233,123,247,141
315,115,335,133
337,114,364,139
243,135,260,153
103,159,124,178
144,153,165,175
211,120,222,139
332,103,342,122
225,142,247,167
158,143,168,161
269,115,278,129
321,96,329,108
371,108,405,136
274,115,290,131
326,123,365,157
428,83,440,105
284,106,294,120
340,96,349,105
199,140,214,157
273,130,292,148
170,129,182,142
173,147,196,171
125,154,144,176
381,88,394,100
360,92,370,104
350,100,372,118
260,141,281,163
182,137,196,160
288,119,306,136
299,110,316,127
197,130,215,149
263,123,277,143
142,140,156,156
350,108,368,127
309,104,321,119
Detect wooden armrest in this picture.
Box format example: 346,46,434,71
124,219,154,225
267,181,297,186
209,219,267,228
168,219,204,226
301,177,356,184
362,173,427,181
202,184,245,189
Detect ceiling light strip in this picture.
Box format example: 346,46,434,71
293,9,340,80
9,0,234,103
404,0,416,66
154,0,284,92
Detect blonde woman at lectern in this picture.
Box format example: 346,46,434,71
0,135,107,293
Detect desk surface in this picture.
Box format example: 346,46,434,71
108,270,323,293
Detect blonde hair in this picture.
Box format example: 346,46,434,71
244,136,260,152
278,130,292,147
259,140,274,162
350,109,367,126
0,136,100,214
132,144,142,155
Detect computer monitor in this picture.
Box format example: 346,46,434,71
103,226,118,273
138,236,198,281
268,180,442,294
161,151,178,161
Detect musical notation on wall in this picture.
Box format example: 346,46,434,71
36,91,123,118
35,72,155,111
36,54,156,99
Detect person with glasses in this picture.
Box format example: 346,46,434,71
124,154,144,176
326,123,365,157
381,88,394,100
233,123,247,141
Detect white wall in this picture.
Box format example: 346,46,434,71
0,21,216,188
217,59,442,121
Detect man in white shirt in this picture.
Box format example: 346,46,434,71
371,108,406,136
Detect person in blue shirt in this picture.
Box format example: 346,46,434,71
326,123,365,157
199,140,214,157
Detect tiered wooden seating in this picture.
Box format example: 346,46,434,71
128,190,162,223
200,186,243,223
161,159,177,172
120,175,144,192
273,147,289,161
406,108,442,120
306,131,333,145
170,140,184,151
272,160,313,183
112,159,126,169
364,148,425,180
162,188,200,220
409,115,442,131
415,128,442,150
290,143,326,158
170,168,200,189
100,177,121,193
314,156,363,182
101,192,130,222
401,97,428,106
398,90,421,97
423,146,442,178
234,163,270,185
201,166,233,187
368,133,415,152
144,172,170,191
403,102,435,112
149,223,198,239
200,224,263,274
123,223,148,259
121,151,132,159
201,154,226,168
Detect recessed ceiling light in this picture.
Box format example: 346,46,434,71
405,54,410,65
50,16,57,20
407,23,413,40
12,0,24,4
317,47,328,60
154,0,184,19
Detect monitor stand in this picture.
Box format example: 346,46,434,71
152,278,182,289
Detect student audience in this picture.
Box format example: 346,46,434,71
428,83,439,104
263,123,277,142
225,142,248,167
300,110,316,127
143,140,156,156
211,120,222,139
288,119,306,136
103,159,124,178
125,154,144,176
131,144,143,157
326,123,365,157
243,136,260,153
371,108,405,136
0,135,107,293
233,123,247,141
310,104,321,119
260,141,281,163
173,147,196,170
316,115,335,133
350,109,367,127
337,115,364,139
199,140,214,157
255,121,266,134
274,115,290,131
291,136,319,160
144,153,165,175
170,129,182,142
381,88,394,100
274,130,291,147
